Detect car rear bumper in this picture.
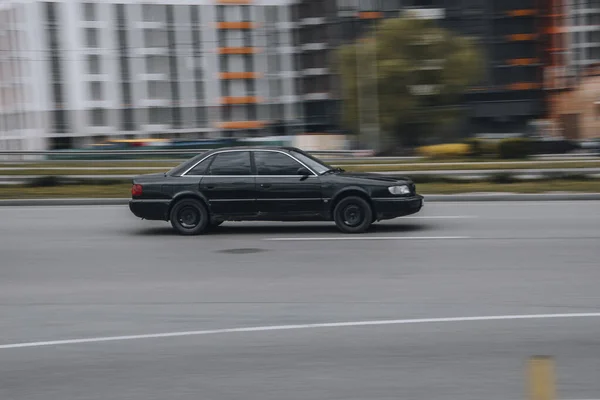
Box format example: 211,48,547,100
129,199,170,221
372,195,424,220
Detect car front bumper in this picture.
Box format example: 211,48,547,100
372,194,424,220
129,199,170,221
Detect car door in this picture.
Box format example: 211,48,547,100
253,150,322,217
198,150,256,217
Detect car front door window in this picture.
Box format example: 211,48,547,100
255,151,306,175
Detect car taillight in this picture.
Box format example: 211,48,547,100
132,184,143,197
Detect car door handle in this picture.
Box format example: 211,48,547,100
205,185,216,190
260,183,272,189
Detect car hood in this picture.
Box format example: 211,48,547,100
334,171,412,184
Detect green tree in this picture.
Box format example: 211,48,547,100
335,13,484,153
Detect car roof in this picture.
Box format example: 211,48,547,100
166,146,302,176
205,145,297,153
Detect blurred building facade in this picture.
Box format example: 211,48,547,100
566,0,600,73
541,0,600,139
0,0,300,151
291,0,553,137
552,64,600,140
0,0,597,152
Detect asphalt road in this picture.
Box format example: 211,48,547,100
1,201,599,400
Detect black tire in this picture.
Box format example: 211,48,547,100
333,196,373,233
169,198,210,236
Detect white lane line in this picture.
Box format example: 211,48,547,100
2,312,600,350
263,236,470,241
401,215,476,219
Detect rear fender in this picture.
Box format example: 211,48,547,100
168,191,211,219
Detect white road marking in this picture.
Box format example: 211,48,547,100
401,215,476,219
263,236,471,241
2,313,600,350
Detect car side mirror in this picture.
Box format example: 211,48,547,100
297,167,310,180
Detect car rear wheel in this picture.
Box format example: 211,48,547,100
170,199,209,235
333,196,373,233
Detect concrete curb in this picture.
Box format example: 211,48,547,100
0,198,130,206
1,193,600,206
424,193,600,202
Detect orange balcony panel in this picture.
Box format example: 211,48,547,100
508,58,539,65
507,33,538,41
216,0,252,4
219,72,261,79
217,22,256,29
359,11,383,19
506,82,540,90
216,121,266,130
218,47,258,54
507,9,536,17
220,96,262,104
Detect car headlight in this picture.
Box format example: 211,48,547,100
388,185,410,195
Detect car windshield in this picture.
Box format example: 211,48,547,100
289,149,335,175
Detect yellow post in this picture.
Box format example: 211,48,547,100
528,356,556,400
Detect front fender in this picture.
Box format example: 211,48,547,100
328,186,374,217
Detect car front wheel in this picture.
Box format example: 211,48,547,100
169,198,209,235
333,196,373,233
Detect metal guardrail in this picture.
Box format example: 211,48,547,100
0,149,368,157
2,168,599,185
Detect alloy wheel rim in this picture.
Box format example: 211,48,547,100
178,206,200,229
342,204,363,227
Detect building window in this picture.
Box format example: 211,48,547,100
216,5,225,22
223,5,246,22
358,0,381,11
195,81,204,102
148,107,171,125
142,4,166,22
89,108,106,126
82,3,96,21
89,81,103,101
85,28,99,48
120,108,134,131
146,55,169,74
144,28,168,48
87,55,101,74
147,80,170,99
265,6,278,24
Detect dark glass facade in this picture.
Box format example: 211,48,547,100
292,0,546,136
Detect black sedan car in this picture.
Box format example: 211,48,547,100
129,146,423,235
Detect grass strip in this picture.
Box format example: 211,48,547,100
2,160,600,176
0,180,598,199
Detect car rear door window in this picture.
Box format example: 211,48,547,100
186,155,214,175
208,151,252,176
255,151,305,175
